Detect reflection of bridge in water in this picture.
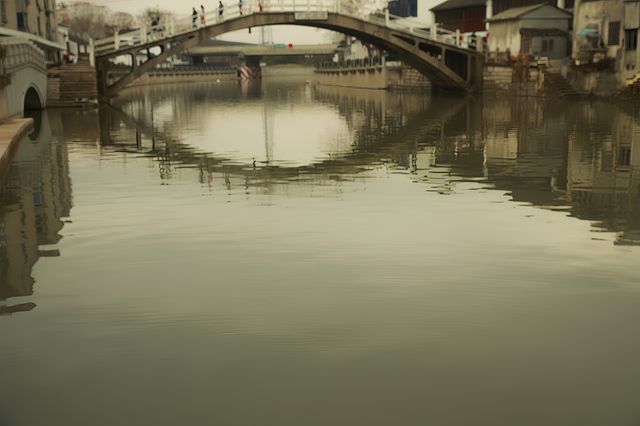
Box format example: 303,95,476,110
2,92,640,313
104,83,469,183
103,84,640,246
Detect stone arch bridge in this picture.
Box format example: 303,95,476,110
94,1,483,97
0,38,48,118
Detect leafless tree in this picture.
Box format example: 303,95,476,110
138,7,177,30
338,0,381,18
57,2,137,39
106,12,138,35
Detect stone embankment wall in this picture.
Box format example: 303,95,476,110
0,117,33,178
262,64,316,78
565,67,640,97
387,66,431,91
483,64,544,96
129,69,238,87
617,73,640,98
315,64,388,89
566,67,622,96
314,64,430,91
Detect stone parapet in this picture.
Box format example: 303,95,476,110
0,117,33,178
0,38,46,75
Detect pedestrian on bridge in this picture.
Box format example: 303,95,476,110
469,32,478,51
218,1,224,21
239,0,244,15
200,5,206,26
258,0,263,12
192,7,198,28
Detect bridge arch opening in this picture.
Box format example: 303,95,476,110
24,87,43,114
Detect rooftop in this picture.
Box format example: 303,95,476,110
487,3,571,21
431,0,485,12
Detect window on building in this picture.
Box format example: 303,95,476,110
0,0,6,24
618,147,632,167
626,29,638,50
542,39,555,52
522,37,532,54
608,21,620,45
388,0,418,17
16,12,28,30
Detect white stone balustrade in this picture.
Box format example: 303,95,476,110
0,38,47,74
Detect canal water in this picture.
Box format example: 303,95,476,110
1,78,639,425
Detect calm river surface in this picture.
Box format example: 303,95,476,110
1,78,640,425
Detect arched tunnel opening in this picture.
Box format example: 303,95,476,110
23,87,43,113
23,87,43,139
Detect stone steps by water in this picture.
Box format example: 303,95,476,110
47,59,98,107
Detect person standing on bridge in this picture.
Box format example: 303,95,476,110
192,7,198,28
218,1,224,21
239,0,244,15
469,32,478,51
200,5,206,26
258,0,263,12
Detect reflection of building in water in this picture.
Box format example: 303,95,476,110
0,111,72,302
484,96,567,182
567,103,640,245
479,97,640,245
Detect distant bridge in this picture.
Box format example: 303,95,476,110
94,0,483,97
186,42,339,57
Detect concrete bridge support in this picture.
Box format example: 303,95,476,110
240,56,262,80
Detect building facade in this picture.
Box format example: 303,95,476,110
431,0,488,32
572,0,640,93
387,0,444,28
0,0,59,62
430,0,570,33
487,4,572,59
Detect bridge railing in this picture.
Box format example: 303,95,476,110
94,0,478,57
0,37,47,74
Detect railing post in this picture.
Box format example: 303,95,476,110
88,38,95,66
455,29,460,46
114,31,120,50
